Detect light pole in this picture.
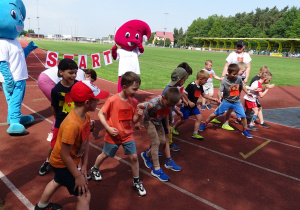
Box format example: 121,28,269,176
28,17,30,31
37,0,40,39
163,13,168,47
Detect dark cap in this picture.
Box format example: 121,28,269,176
168,67,188,86
58,58,78,70
237,40,246,47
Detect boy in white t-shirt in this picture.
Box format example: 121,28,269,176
201,60,221,110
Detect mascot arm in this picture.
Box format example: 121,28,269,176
23,41,38,58
111,44,118,60
0,61,15,93
132,40,144,54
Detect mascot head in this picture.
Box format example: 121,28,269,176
0,0,26,39
115,19,151,51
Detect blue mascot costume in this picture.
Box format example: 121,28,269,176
0,0,38,135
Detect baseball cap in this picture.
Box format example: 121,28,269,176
168,67,188,86
70,80,109,102
237,40,246,47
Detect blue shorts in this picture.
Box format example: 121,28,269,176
180,106,201,119
53,167,78,196
103,140,137,157
214,101,246,118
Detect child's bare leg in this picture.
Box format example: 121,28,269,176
164,136,171,158
202,97,206,106
205,113,217,124
129,154,139,177
39,180,61,204
257,107,264,123
194,114,202,133
94,152,108,168
174,118,185,130
224,108,233,124
241,117,248,130
250,107,259,126
77,190,91,210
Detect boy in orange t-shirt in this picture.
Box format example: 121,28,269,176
34,81,109,210
90,71,146,196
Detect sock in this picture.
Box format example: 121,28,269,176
250,115,257,126
243,127,247,131
166,157,172,162
260,121,264,124
38,202,49,208
46,158,49,162
93,166,99,170
133,177,140,183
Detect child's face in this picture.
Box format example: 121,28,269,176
198,77,208,85
205,63,212,70
59,69,77,83
176,75,188,87
238,68,246,76
123,82,140,97
263,76,272,84
227,71,238,81
162,97,177,108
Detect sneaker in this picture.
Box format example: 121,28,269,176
151,168,169,182
198,123,207,131
165,159,182,171
171,126,179,135
132,181,146,196
242,130,253,138
201,105,206,110
210,118,221,124
170,143,180,152
46,132,53,142
35,203,62,210
87,173,92,180
39,161,51,176
206,104,212,110
192,133,204,139
247,125,258,131
222,124,234,131
235,118,241,124
259,122,270,128
90,166,102,181
141,151,152,169
158,151,163,156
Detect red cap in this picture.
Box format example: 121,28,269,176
70,80,109,102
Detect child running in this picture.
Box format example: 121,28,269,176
201,60,221,110
199,64,253,138
90,71,146,196
35,80,109,210
172,70,219,139
139,87,182,182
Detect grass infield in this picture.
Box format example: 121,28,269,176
33,40,299,90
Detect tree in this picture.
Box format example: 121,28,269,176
146,32,155,44
286,15,300,38
208,17,225,37
173,28,179,45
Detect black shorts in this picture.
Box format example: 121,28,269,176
53,167,78,196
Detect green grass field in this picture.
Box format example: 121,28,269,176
33,40,299,90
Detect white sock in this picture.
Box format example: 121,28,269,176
38,202,49,208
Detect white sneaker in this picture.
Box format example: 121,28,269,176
47,133,53,142
132,181,146,196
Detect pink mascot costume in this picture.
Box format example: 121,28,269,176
111,19,151,92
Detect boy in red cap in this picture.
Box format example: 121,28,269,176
35,81,109,210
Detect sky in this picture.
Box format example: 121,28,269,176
22,0,299,39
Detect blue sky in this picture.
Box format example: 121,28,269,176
22,0,299,39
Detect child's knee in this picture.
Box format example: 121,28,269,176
129,154,138,162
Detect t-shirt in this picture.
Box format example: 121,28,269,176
183,81,204,110
226,52,252,78
219,76,243,103
51,80,78,128
249,75,260,86
116,48,141,76
0,39,28,82
101,93,137,144
244,80,262,102
42,66,85,84
143,96,170,125
49,109,90,168
202,69,215,84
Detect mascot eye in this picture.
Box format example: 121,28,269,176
125,32,130,38
21,14,24,21
135,33,139,39
11,10,17,19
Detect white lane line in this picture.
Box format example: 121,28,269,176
89,143,225,210
0,171,35,210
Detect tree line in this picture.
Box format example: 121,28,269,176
173,6,300,47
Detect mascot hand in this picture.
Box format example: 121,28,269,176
132,40,144,53
23,41,38,58
0,61,15,94
111,44,118,60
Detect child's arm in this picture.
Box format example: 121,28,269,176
137,103,145,109
164,115,172,134
174,107,183,117
51,106,57,119
80,138,90,180
132,108,143,124
98,109,118,136
182,92,195,108
244,63,251,83
245,85,262,92
242,84,252,97
60,142,88,195
213,74,222,81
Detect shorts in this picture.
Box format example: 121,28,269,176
202,83,214,95
180,106,201,119
256,99,261,108
50,127,59,148
53,167,78,196
214,101,246,118
162,120,168,134
103,140,137,157
245,100,257,109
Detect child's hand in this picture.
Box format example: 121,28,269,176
137,108,143,116
168,126,172,134
266,84,275,89
80,168,89,182
177,111,183,117
188,101,195,108
247,92,253,97
74,174,88,196
108,127,119,137
254,87,262,92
